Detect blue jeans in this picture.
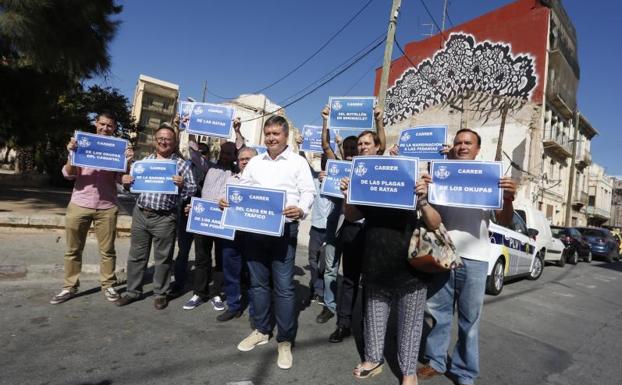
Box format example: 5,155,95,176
323,243,340,313
246,222,298,342
222,234,253,315
308,226,326,298
424,258,488,385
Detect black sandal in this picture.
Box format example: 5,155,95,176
353,362,384,379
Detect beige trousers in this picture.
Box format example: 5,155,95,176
63,202,118,290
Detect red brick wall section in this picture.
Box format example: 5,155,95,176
375,0,550,111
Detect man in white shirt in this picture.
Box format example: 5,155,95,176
222,115,315,370
417,128,516,385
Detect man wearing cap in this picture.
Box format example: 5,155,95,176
116,122,197,310
181,118,246,312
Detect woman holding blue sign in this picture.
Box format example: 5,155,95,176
339,175,441,385
319,105,392,342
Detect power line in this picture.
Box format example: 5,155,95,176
208,0,375,100
419,0,445,41
308,51,384,124
444,0,455,28
241,35,385,123
278,33,385,106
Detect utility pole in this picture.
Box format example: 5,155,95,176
376,0,402,112
495,98,508,161
201,80,207,102
441,0,449,32
565,110,580,226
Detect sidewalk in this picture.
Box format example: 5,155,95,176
0,186,312,280
0,186,134,230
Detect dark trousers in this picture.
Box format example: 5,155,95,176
193,234,223,299
246,222,299,342
336,221,365,328
308,226,326,298
126,206,177,298
173,208,194,288
222,234,253,315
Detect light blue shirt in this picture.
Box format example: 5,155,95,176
311,178,334,229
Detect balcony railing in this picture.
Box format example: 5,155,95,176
542,127,572,159
586,206,611,220
572,191,588,207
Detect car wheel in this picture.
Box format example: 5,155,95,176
568,251,579,265
486,258,504,296
606,250,614,263
584,251,592,263
527,253,544,280
557,251,566,267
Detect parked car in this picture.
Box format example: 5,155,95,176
515,206,564,267
550,226,592,264
546,238,566,267
486,211,539,296
575,227,620,263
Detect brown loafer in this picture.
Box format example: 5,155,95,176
416,365,443,380
115,295,138,307
154,297,168,310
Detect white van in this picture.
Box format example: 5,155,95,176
515,205,565,266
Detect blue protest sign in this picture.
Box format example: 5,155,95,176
300,125,338,154
429,160,503,209
71,131,128,172
347,156,418,210
398,125,447,160
328,96,375,131
130,159,178,194
178,101,193,131
183,102,234,138
253,146,267,155
186,198,236,240
222,185,286,236
321,160,351,198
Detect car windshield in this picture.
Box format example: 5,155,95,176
551,228,564,238
578,228,605,237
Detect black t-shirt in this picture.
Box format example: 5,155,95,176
357,205,424,288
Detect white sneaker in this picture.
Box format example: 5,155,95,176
211,295,225,311
237,330,269,352
50,288,77,305
103,287,120,302
277,341,293,369
183,294,205,310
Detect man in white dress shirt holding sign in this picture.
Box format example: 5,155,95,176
221,115,315,370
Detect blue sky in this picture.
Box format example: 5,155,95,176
93,0,621,175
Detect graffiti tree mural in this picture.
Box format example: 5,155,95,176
384,33,538,125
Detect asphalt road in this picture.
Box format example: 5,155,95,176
1,229,621,385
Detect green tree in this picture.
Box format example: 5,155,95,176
0,0,123,174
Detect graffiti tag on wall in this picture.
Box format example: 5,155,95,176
384,33,537,125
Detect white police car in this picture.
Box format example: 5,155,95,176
486,211,540,295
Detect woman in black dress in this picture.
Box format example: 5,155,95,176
341,174,440,385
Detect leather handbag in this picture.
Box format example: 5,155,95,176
407,214,462,273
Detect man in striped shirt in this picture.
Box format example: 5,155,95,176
116,123,197,310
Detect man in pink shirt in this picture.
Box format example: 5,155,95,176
50,112,133,304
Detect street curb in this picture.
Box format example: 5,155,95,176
0,263,132,282
0,213,133,232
